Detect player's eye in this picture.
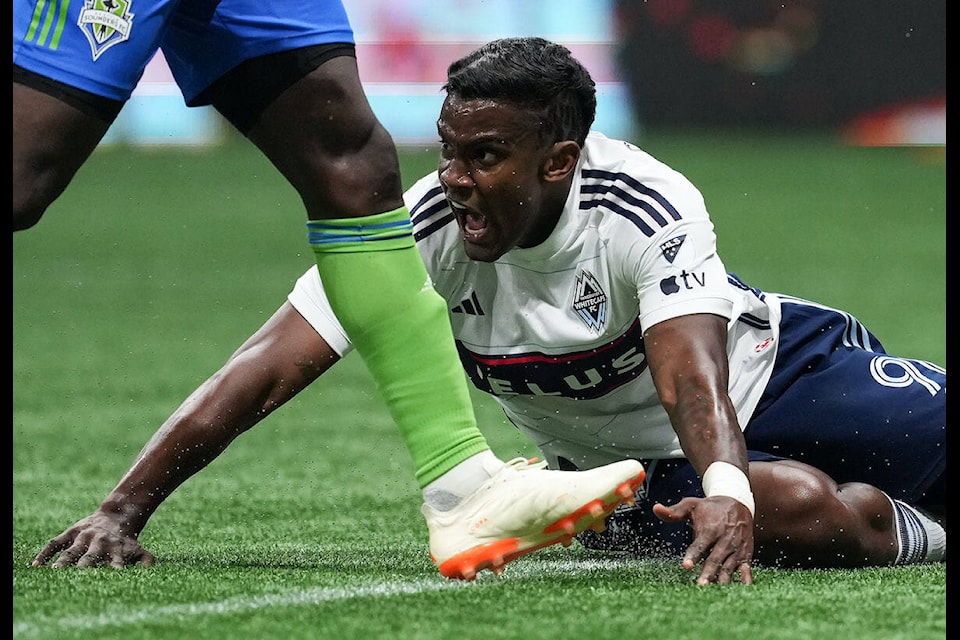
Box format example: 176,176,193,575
473,149,500,167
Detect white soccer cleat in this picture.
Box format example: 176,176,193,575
421,457,645,580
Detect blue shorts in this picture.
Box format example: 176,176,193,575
13,0,354,104
579,293,946,556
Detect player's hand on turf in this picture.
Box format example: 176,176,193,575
653,497,754,586
31,512,155,569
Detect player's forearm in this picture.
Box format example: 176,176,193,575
656,362,747,474
91,306,333,536
646,314,748,474
668,380,754,518
674,407,749,477
94,415,244,534
94,366,281,535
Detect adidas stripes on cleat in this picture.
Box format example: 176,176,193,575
421,457,646,580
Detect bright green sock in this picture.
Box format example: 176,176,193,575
308,207,490,487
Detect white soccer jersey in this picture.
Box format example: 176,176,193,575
289,132,781,470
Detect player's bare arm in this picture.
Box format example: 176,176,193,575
33,303,337,568
643,312,754,585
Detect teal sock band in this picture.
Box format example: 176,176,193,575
307,210,415,252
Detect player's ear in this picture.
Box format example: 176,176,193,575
542,141,580,182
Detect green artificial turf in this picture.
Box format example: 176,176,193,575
13,130,945,640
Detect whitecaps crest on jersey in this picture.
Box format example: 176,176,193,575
572,269,607,331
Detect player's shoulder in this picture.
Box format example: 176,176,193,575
579,132,709,227
581,132,696,189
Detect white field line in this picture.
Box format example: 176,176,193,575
13,579,458,637
14,558,633,637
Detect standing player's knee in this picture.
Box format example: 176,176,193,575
13,177,53,231
14,202,45,231
313,127,404,218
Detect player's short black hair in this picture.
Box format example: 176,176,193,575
443,37,597,147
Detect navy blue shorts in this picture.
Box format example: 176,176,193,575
579,294,946,556
13,0,354,104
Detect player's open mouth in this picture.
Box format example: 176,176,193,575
449,200,488,239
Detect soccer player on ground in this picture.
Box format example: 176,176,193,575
15,4,646,580
31,37,945,585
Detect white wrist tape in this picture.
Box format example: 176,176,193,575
702,461,755,517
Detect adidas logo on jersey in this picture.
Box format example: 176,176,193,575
452,291,485,316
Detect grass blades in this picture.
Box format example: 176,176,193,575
13,131,945,640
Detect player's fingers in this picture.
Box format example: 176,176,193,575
133,549,156,568
76,538,115,568
50,529,100,568
653,498,696,523
717,554,743,584
110,543,155,569
695,554,725,585
50,543,89,568
651,502,678,522
693,536,740,584
32,541,67,567
682,537,710,572
698,547,753,585
76,553,105,568
31,530,79,567
712,564,752,585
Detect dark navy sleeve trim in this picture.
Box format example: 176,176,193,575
410,185,457,242
578,169,685,237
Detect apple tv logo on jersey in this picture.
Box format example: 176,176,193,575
660,270,706,295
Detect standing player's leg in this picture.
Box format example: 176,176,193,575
268,55,489,486
197,45,645,579
14,0,646,578
13,77,119,230
209,48,490,493
13,0,177,230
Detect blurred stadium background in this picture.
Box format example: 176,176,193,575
103,0,945,148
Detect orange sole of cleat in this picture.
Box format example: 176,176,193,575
543,471,646,535
437,538,520,580
435,469,646,581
